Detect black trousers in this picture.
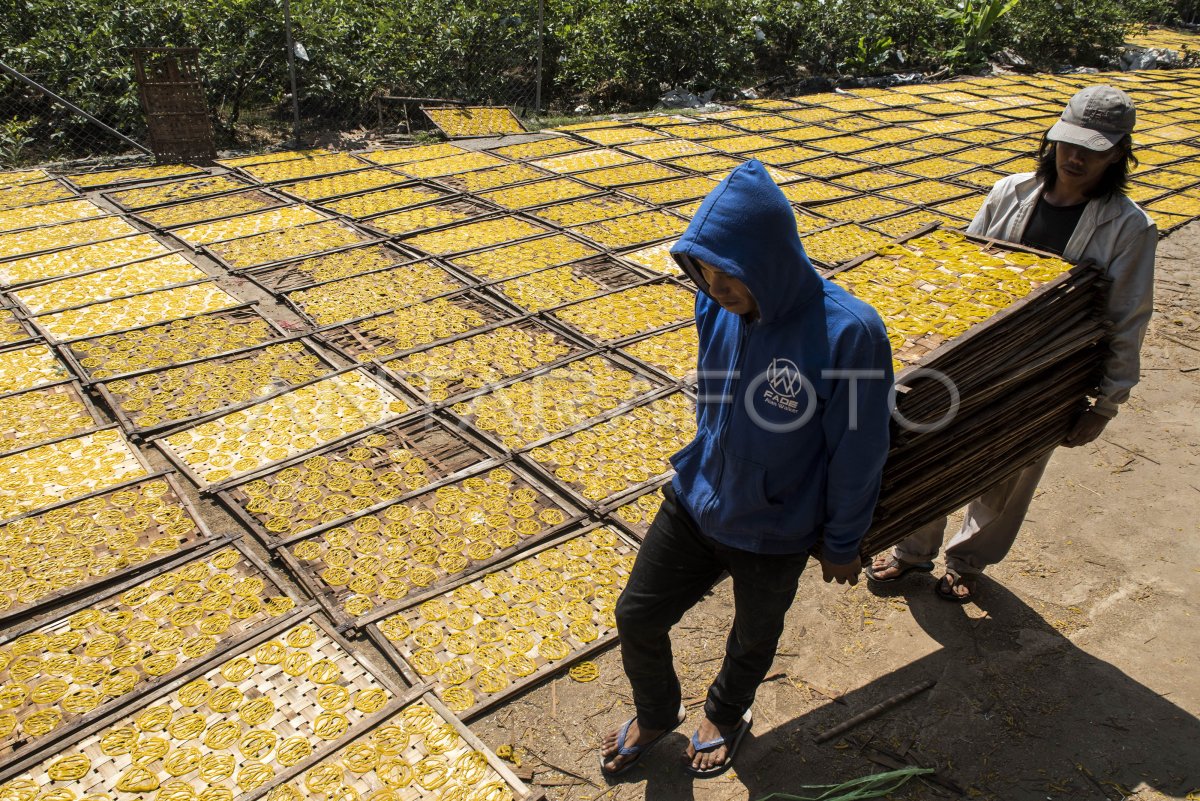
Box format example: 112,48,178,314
614,485,809,730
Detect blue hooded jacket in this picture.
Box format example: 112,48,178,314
668,160,893,561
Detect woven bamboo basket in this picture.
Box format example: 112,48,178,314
517,389,695,511
427,162,554,195
0,341,73,395
0,178,78,214
525,192,654,229
274,167,411,204
597,477,671,541
612,321,698,386
30,282,243,344
482,255,656,315
474,175,603,213
442,233,603,284
167,204,332,250
233,153,374,185
542,278,697,346
393,152,513,183
315,181,454,223
374,315,596,406
95,337,337,438
312,290,515,365
242,242,420,293
441,352,666,454
358,197,497,240
0,308,37,348
0,237,175,293
7,254,212,319
396,214,554,260
0,217,141,263
486,135,587,162
423,105,527,138
131,189,288,232
101,175,253,213
61,164,207,192
200,219,374,273
281,259,471,328
0,426,154,525
566,207,691,251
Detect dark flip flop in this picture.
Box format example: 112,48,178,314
864,554,934,583
684,708,752,779
934,569,977,604
599,704,685,778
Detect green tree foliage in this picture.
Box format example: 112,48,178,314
939,0,1021,69
550,0,761,106
999,0,1172,68
0,0,1174,155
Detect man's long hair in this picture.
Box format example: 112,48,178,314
1035,133,1137,199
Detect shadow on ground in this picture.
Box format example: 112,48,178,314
605,578,1199,801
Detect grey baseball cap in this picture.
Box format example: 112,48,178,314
1047,85,1136,151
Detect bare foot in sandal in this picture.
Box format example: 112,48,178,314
935,569,978,603
866,552,934,583
684,710,752,777
600,720,668,775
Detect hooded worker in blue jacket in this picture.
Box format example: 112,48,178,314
600,160,893,779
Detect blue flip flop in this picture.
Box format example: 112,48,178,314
599,704,686,778
684,708,752,778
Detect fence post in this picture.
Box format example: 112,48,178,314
0,59,152,157
535,0,545,115
282,0,302,144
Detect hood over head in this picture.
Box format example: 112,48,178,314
671,159,822,324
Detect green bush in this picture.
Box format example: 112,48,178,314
751,0,952,77
0,0,1176,160
1000,0,1173,67
0,0,179,148
551,0,761,109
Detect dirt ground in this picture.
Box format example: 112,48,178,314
464,225,1200,799
93,158,1199,801
100,140,1198,800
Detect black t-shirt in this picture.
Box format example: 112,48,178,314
1020,196,1088,256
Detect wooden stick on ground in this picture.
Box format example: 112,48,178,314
814,679,936,743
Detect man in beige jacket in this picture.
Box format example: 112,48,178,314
867,85,1157,602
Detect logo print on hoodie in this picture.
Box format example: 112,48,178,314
764,357,803,413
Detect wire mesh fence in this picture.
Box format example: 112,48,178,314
0,0,545,168
0,70,145,168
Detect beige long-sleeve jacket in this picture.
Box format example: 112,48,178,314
967,172,1157,417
